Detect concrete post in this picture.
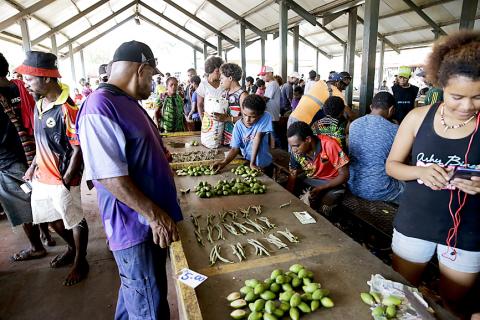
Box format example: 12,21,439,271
460,0,478,29
69,43,76,84
279,0,288,81
19,18,31,52
260,37,266,67
293,25,299,72
193,48,197,70
239,23,247,87
345,7,357,106
217,36,222,56
80,49,86,79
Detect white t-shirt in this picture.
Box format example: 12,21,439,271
196,79,224,99
265,80,281,121
304,79,316,95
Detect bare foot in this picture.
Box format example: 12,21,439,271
63,259,89,286
50,248,75,268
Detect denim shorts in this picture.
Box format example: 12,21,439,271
392,229,480,273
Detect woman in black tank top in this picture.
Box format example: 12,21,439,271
386,31,480,317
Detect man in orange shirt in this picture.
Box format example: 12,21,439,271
288,72,354,128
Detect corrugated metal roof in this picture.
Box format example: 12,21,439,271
0,0,479,57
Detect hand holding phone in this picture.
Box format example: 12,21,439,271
450,167,480,195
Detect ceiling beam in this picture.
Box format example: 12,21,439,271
0,30,51,51
139,1,216,50
383,15,480,36
32,0,110,46
162,0,238,47
285,0,317,26
306,0,453,36
403,0,447,36
58,1,135,51
213,0,275,34
61,15,134,57
4,0,72,43
356,16,400,54
0,0,57,32
204,0,266,38
297,34,332,59
402,0,447,36
139,15,203,52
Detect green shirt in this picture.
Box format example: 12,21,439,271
158,94,184,133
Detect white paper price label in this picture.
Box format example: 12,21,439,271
177,268,208,288
293,211,316,224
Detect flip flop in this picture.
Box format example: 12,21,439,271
11,248,47,262
50,250,75,268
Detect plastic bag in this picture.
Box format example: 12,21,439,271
201,97,228,149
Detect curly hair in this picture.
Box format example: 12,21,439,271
0,53,9,77
323,96,345,118
274,75,283,86
220,63,243,82
204,56,224,74
424,30,480,87
243,94,266,114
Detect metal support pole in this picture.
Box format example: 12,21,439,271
293,25,299,72
80,49,86,79
359,0,380,115
239,23,247,88
279,0,288,81
203,43,208,61
193,48,197,70
377,39,385,90
69,43,76,84
260,37,266,67
217,36,223,56
316,50,319,76
225,50,228,63
460,0,478,30
50,34,58,56
345,7,357,106
19,18,31,52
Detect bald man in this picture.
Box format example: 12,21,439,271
77,41,182,319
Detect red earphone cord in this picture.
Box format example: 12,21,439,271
443,113,480,261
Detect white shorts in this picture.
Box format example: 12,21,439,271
31,180,84,229
392,229,480,273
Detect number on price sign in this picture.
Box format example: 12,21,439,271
178,268,208,288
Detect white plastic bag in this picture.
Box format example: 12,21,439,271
201,96,228,149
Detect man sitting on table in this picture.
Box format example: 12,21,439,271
287,121,349,214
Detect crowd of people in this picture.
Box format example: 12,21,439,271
0,30,479,319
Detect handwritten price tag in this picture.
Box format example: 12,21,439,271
177,268,208,288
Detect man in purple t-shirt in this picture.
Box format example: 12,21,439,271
77,41,182,320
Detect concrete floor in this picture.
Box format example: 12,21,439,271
0,187,179,320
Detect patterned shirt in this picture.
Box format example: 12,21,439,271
311,115,347,150
158,94,185,133
34,83,81,186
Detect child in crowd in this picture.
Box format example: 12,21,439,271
213,94,274,176
291,85,303,111
187,75,202,131
156,77,185,132
73,88,84,105
311,96,348,150
255,79,266,96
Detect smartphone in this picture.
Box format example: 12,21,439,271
20,182,32,193
450,167,480,181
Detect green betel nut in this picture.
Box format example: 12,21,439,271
230,309,248,319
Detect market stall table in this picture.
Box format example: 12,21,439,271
169,168,454,320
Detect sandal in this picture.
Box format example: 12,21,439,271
11,248,47,261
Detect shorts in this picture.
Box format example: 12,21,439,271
0,162,33,226
392,229,480,273
31,180,84,229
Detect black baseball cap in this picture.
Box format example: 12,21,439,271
112,41,163,76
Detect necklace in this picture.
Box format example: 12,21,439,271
440,104,477,132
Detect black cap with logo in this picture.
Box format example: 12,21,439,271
112,40,163,76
